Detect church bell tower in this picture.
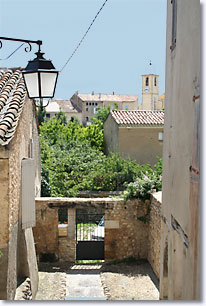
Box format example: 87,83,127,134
141,74,159,110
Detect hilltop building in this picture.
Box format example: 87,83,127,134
70,92,138,125
45,99,82,122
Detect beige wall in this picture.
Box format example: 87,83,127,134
160,0,200,300
119,127,163,165
0,98,40,300
104,115,119,155
104,114,163,165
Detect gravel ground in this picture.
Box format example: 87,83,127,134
16,260,159,301
100,260,159,300
35,272,66,300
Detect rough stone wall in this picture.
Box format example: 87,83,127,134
33,200,59,260
105,199,149,261
148,192,162,280
35,196,161,278
0,155,9,299
59,208,76,262
0,98,40,300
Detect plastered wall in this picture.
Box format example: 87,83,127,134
160,0,200,300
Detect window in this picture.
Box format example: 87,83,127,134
89,102,91,106
171,0,177,51
58,208,68,237
92,102,94,106
86,116,89,121
86,108,88,112
125,105,129,110
86,102,88,106
46,113,50,118
145,77,149,86
93,108,98,114
154,77,157,86
95,102,98,106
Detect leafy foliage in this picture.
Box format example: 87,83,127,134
40,112,162,198
37,106,46,126
123,158,162,201
91,103,118,125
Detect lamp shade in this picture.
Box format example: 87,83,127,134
22,51,58,99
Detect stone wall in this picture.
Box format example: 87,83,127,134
33,200,59,260
0,98,40,300
148,192,162,279
105,199,149,261
58,208,76,262
34,196,162,281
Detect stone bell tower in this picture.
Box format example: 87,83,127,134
141,74,159,110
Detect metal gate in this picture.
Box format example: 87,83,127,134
76,210,104,260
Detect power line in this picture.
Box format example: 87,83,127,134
60,0,109,73
0,43,24,61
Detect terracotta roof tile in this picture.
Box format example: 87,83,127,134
110,110,164,126
0,69,26,145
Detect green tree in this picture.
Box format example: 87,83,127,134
37,106,46,126
39,111,162,198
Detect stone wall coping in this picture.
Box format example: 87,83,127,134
35,197,124,205
151,191,162,203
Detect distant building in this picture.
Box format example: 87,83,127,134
138,74,165,110
104,110,164,165
70,92,138,125
45,99,82,122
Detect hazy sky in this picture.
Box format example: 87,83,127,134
0,0,167,102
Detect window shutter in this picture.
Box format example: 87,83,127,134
21,158,36,229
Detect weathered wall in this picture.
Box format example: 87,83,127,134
33,200,59,259
34,198,149,262
148,192,162,280
160,0,200,300
103,115,119,155
0,98,40,300
34,196,161,281
105,199,149,261
119,127,163,165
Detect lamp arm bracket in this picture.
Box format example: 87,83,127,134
0,37,42,53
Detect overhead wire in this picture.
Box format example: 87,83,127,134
0,43,25,61
60,0,109,73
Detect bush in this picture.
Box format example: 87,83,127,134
123,158,162,201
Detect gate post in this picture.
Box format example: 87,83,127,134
58,208,76,262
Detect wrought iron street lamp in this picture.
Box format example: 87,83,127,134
0,37,58,107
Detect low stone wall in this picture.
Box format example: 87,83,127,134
105,199,149,261
34,195,161,280
148,192,162,279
